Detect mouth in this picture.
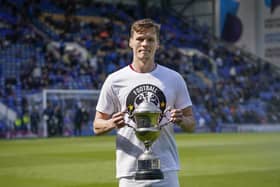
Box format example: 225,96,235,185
139,49,150,53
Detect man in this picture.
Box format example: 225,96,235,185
30,107,40,134
93,18,196,187
74,103,83,136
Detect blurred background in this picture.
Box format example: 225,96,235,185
0,0,279,138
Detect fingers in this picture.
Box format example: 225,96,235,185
111,112,126,129
170,109,183,123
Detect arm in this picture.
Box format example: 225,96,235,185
93,111,126,135
170,106,196,133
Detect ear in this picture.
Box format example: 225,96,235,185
129,38,132,48
156,43,160,49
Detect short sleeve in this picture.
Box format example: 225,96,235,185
175,74,192,109
96,76,118,115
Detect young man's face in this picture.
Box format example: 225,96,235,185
129,28,159,62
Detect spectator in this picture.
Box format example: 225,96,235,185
30,107,40,134
74,103,83,136
54,105,64,136
43,102,55,137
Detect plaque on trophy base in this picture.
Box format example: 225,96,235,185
135,148,164,180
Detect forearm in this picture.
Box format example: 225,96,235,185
93,118,115,135
177,115,196,133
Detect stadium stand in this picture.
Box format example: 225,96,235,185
0,0,279,138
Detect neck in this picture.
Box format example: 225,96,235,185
131,59,156,73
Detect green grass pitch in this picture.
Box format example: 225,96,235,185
0,133,280,187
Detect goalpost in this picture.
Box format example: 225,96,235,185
40,89,100,137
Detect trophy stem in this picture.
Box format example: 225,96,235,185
144,146,151,155
144,140,151,150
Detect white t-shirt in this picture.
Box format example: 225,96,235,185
96,64,192,178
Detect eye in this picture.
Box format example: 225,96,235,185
136,38,144,42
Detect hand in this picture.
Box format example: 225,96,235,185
169,107,196,132
170,109,183,124
110,112,126,129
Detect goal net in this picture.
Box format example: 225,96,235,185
27,89,100,137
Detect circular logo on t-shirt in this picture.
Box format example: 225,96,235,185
126,84,166,121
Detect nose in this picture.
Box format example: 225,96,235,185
141,39,149,46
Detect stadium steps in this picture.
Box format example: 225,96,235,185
196,71,213,88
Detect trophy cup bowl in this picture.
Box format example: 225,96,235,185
129,101,166,180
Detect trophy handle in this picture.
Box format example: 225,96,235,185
126,123,136,130
124,111,137,131
159,107,172,130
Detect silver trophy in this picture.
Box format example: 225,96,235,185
127,101,171,180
